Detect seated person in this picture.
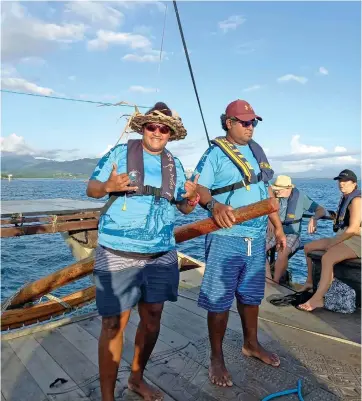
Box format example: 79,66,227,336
299,169,361,311
266,175,326,283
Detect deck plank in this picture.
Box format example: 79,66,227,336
8,335,90,401
33,329,100,400
1,341,46,401
77,317,177,401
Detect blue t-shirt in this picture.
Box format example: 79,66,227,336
90,144,187,254
193,143,269,238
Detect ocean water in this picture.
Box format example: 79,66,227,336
1,178,342,301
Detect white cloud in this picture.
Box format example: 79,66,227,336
123,52,164,63
271,135,360,174
1,77,55,96
0,134,36,155
290,135,327,154
218,15,246,33
1,134,82,160
129,85,158,93
68,75,76,81
65,2,124,28
2,2,86,62
243,85,262,92
277,74,308,85
319,66,329,75
87,30,151,51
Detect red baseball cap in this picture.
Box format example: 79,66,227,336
225,99,262,121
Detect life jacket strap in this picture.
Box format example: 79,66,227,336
282,218,303,226
210,175,264,196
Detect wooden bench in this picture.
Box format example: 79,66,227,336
309,250,361,306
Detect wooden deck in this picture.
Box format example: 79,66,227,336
0,199,105,217
1,284,361,401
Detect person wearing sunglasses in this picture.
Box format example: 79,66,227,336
87,102,199,401
192,99,286,388
298,169,361,312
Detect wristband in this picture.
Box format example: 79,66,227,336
187,193,200,206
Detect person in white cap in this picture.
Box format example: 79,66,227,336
266,175,326,283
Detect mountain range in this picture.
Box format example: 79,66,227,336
1,152,98,178
1,152,360,180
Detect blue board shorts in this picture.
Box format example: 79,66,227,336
198,234,266,312
93,246,179,317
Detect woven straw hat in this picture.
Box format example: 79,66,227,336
129,102,187,142
271,175,295,190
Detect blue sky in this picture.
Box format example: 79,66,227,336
1,0,361,176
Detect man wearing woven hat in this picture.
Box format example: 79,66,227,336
266,175,326,284
193,99,286,387
87,102,199,401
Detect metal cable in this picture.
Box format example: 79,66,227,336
172,0,211,146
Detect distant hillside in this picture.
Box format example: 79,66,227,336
1,152,99,178
1,152,360,180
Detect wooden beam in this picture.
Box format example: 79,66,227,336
174,198,278,243
7,257,95,308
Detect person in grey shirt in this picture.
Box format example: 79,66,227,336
266,175,326,283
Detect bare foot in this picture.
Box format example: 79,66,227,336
297,297,324,312
128,378,164,401
242,342,280,367
299,281,313,292
208,358,233,387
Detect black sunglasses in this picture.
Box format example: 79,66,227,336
231,118,259,128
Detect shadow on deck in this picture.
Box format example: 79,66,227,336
1,280,361,401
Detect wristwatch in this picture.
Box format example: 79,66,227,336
206,198,217,213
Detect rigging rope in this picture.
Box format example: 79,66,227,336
172,0,211,146
156,2,168,94
0,89,150,109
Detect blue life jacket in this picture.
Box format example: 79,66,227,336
283,188,302,225
101,139,177,215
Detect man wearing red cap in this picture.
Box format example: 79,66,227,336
193,99,286,387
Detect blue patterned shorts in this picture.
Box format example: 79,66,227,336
198,234,266,312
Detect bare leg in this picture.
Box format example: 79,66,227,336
128,302,164,401
99,311,131,401
273,247,291,283
265,258,272,280
300,238,333,292
207,311,233,387
298,243,357,311
238,302,280,367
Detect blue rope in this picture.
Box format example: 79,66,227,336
0,89,151,109
261,379,305,401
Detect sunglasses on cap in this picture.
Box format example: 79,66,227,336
231,117,259,128
144,123,172,135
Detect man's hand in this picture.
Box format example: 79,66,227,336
181,174,199,201
212,203,236,229
307,217,318,234
104,164,138,193
274,227,286,252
